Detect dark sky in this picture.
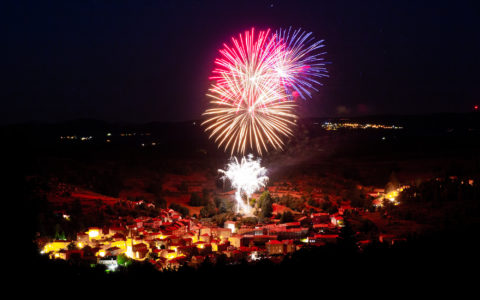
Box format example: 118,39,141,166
2,0,479,124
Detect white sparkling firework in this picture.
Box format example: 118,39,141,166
219,154,269,215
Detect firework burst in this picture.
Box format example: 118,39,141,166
209,28,286,109
274,27,329,100
202,27,327,156
202,92,297,156
219,154,268,214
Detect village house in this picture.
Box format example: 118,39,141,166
53,249,68,260
199,227,212,236
196,232,208,242
309,234,339,244
160,249,177,260
311,212,330,224
266,240,284,255
131,243,149,260
212,227,232,240
106,246,123,256
189,255,205,268
330,214,345,227
165,256,187,270
313,223,335,233
224,221,237,233
77,232,89,244
284,240,296,253
43,240,71,253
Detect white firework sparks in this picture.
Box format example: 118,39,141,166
219,154,269,215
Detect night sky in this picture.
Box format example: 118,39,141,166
3,0,479,124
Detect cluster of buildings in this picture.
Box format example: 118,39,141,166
369,185,410,207
38,208,346,271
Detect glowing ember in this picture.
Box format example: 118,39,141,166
219,154,268,215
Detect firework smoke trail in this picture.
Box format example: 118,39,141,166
219,154,268,214
274,27,329,100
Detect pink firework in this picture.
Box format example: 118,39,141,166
209,28,288,109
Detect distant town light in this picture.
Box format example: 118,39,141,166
322,122,403,131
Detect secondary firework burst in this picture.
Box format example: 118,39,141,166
219,154,268,215
274,27,329,100
202,27,327,156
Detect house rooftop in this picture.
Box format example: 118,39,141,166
266,240,283,245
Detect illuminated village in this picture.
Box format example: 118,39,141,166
36,180,414,273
